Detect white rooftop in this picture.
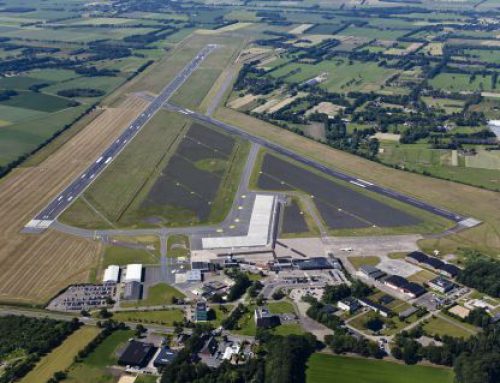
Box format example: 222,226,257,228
202,195,276,250
103,265,120,283
124,264,142,282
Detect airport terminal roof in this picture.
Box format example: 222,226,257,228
202,195,276,249
124,264,142,282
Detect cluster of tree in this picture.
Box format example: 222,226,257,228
324,332,385,359
221,303,247,330
0,89,17,101
225,271,251,301
161,322,317,383
74,66,118,77
457,258,500,298
57,88,105,98
0,316,81,383
248,280,264,298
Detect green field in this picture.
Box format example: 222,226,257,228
306,354,454,383
430,72,499,92
167,235,190,258
423,315,478,339
19,326,100,383
122,283,186,308
102,245,159,267
379,142,500,191
112,309,184,326
65,329,134,383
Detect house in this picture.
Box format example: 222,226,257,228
254,307,280,328
194,301,208,322
428,276,455,294
358,298,391,318
337,297,360,313
118,340,157,368
359,265,386,280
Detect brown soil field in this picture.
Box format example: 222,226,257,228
215,107,500,258
0,96,149,304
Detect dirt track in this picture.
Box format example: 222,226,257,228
0,96,149,304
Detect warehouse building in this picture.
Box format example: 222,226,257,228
359,265,386,280
439,264,461,278
118,340,157,368
124,264,143,283
103,265,120,283
384,275,426,298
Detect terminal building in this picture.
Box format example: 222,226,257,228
201,195,278,251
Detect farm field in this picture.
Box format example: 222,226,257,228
430,72,500,92
269,58,398,93
306,354,454,383
0,95,148,304
379,142,500,191
19,326,100,383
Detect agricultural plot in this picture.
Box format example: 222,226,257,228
270,58,398,93
430,72,500,92
306,353,454,383
257,153,421,230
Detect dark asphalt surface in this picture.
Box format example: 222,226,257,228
166,104,467,224
28,44,217,226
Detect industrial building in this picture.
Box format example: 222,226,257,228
123,281,142,300
297,257,333,270
118,340,157,368
405,252,461,279
103,265,120,283
359,265,386,280
202,195,277,250
124,264,143,283
384,275,426,298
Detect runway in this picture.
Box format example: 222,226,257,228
23,44,217,233
165,103,475,226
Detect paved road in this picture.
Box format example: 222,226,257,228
23,44,218,233
165,103,473,226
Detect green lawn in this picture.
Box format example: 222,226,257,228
430,72,499,92
348,256,380,270
306,354,454,383
122,283,186,308
268,300,296,315
102,245,159,267
167,234,190,258
423,316,478,339
112,309,184,326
